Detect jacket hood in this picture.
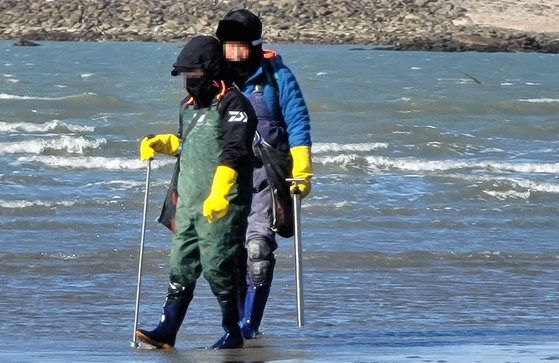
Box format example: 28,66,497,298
171,36,223,78
216,9,262,45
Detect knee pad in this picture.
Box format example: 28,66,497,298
246,238,275,285
247,238,272,261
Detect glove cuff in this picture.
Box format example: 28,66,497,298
290,146,313,180
209,165,238,197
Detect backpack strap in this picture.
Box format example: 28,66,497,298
263,58,279,91
262,49,281,91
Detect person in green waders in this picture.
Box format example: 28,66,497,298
135,35,257,350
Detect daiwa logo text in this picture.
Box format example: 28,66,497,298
227,111,248,122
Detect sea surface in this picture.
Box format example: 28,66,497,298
1,40,558,362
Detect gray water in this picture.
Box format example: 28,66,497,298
1,41,558,362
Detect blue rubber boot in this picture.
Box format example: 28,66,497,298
211,296,244,349
237,284,247,321
135,297,190,349
240,283,271,339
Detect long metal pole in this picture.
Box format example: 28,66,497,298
287,177,305,327
131,160,151,348
292,190,305,327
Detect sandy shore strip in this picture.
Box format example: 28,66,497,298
455,0,559,34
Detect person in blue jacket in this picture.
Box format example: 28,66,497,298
216,9,313,339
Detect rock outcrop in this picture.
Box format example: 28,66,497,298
1,0,558,52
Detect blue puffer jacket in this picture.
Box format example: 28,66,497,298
241,49,312,148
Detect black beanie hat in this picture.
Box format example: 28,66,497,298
171,36,223,77
216,9,262,45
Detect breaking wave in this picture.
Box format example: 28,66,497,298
0,199,79,209
0,135,105,155
517,98,559,103
314,153,559,175
0,120,94,133
0,92,96,100
16,155,174,170
313,142,388,153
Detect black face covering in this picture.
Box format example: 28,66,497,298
171,36,225,107
186,77,219,108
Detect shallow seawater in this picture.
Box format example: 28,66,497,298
1,40,558,362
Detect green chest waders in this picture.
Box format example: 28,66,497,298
168,106,251,303
170,104,251,349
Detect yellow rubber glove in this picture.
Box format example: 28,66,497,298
203,165,238,224
139,134,181,161
290,145,313,198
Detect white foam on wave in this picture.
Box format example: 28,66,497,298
364,155,470,172
85,179,169,190
484,190,528,200
480,147,505,154
0,119,94,133
88,179,144,187
315,154,359,169
0,92,96,100
466,175,553,200
16,155,174,170
0,199,78,209
313,142,388,153
503,177,559,194
0,135,105,155
389,97,411,102
42,252,78,260
421,172,559,198
518,98,559,103
374,156,559,174
314,153,559,198
484,161,559,174
315,153,559,175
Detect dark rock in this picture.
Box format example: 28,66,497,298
0,0,557,53
13,39,40,46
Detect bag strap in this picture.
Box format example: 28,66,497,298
180,107,207,143
178,81,230,139
178,96,193,138
263,58,279,91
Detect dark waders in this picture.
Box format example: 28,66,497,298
136,106,251,349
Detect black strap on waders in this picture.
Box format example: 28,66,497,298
157,96,211,233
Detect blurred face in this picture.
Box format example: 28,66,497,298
180,68,204,88
223,41,250,62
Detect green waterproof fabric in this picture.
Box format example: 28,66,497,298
167,106,251,306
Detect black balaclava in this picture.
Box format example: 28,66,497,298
171,36,224,108
215,9,263,85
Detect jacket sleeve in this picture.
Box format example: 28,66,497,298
273,58,312,148
218,90,257,170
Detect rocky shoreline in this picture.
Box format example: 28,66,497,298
1,0,559,53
